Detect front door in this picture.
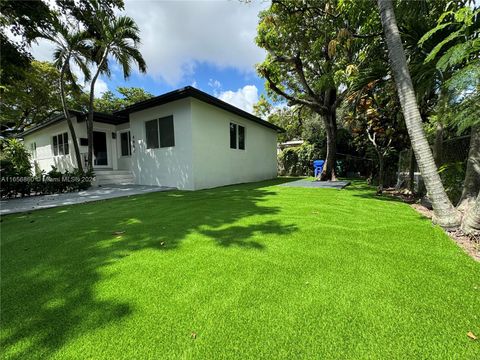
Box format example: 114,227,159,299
93,131,108,166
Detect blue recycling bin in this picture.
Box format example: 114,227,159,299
313,160,325,177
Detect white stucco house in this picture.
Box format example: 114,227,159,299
20,86,283,190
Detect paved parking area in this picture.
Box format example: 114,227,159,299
0,185,174,215
278,179,350,189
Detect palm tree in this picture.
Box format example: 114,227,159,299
46,23,92,172
376,0,461,229
86,13,147,170
461,192,480,234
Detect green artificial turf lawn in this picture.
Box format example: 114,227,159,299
1,179,479,359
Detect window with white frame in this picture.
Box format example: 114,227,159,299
120,131,132,156
229,123,245,150
52,132,69,155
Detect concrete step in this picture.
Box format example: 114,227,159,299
93,170,134,186
94,170,132,176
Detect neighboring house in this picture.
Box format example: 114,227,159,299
277,140,304,154
20,86,283,190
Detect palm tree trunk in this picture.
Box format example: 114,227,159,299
457,124,480,211
408,147,415,193
87,49,109,171
461,191,480,234
320,113,337,181
377,0,461,229
60,63,83,173
433,121,444,167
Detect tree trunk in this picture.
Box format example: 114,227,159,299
461,191,480,234
320,113,337,181
87,50,109,171
377,152,384,194
433,121,444,167
319,89,337,181
408,147,415,193
60,62,83,173
377,0,461,229
457,124,480,211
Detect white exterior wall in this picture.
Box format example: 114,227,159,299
129,98,195,190
115,122,132,170
22,98,278,190
190,99,278,190
23,118,119,172
24,117,84,173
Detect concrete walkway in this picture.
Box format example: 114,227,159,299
279,179,350,189
0,185,175,215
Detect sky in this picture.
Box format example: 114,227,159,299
26,0,271,114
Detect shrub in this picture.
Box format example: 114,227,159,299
0,165,95,199
0,138,32,176
438,161,465,204
278,143,323,176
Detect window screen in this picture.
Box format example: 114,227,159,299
53,135,58,156
159,116,175,148
52,132,69,155
238,125,245,150
63,132,69,155
120,131,131,156
230,123,237,149
145,119,159,149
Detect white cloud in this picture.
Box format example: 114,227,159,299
16,0,268,88
218,85,259,114
208,79,222,92
123,0,268,85
92,78,109,98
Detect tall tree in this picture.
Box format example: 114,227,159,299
85,11,146,170
256,0,358,180
0,61,80,136
46,24,92,173
0,0,54,86
376,0,462,228
345,80,408,194
94,87,153,113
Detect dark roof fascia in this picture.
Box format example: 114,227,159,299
76,112,129,125
19,111,128,137
115,86,285,133
18,110,84,137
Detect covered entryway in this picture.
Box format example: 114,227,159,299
93,131,108,167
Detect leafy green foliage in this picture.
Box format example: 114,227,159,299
0,164,94,199
0,138,31,176
278,143,321,176
0,61,81,135
0,0,54,86
94,87,154,113
420,4,480,131
438,161,466,204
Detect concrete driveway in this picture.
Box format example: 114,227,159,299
278,179,350,189
0,185,175,215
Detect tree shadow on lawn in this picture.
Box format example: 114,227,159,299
0,178,297,359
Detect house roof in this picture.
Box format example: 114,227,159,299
19,86,284,138
19,111,128,137
114,86,284,133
